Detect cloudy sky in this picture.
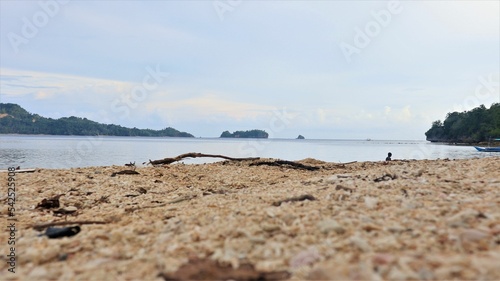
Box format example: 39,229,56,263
1,1,498,139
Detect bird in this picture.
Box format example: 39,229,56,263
385,152,392,161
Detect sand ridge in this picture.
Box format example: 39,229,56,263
1,157,500,280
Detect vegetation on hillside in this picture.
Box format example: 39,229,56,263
425,103,500,143
220,129,269,138
0,103,194,137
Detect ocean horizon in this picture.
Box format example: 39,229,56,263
0,134,493,170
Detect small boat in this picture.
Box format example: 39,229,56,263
474,146,500,152
0,168,37,173
474,138,500,152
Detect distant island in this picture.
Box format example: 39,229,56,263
0,103,194,137
425,103,500,143
296,135,305,139
220,129,269,138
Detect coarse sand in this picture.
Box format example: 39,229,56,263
1,157,499,280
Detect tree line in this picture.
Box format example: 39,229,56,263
0,103,194,137
425,103,500,143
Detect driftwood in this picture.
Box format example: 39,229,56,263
250,160,319,171
148,153,260,165
148,152,324,172
32,220,108,231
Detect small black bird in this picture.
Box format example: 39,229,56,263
385,152,392,161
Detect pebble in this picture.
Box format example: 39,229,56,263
447,209,479,227
62,206,78,212
350,235,371,252
372,253,395,265
364,196,378,209
290,247,321,268
460,229,490,242
317,219,346,235
261,223,280,232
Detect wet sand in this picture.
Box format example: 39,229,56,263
1,157,500,280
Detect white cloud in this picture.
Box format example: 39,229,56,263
0,68,131,99
34,91,54,100
145,92,275,121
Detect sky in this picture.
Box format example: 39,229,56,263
0,0,499,140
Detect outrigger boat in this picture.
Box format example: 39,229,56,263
474,138,500,152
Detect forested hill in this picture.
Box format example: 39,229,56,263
220,129,269,138
0,103,194,137
425,103,500,143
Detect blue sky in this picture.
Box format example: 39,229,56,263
1,1,499,139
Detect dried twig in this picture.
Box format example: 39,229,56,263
148,152,260,165
272,194,316,206
335,185,354,193
125,195,197,212
167,195,196,204
111,170,140,177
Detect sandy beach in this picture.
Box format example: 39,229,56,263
1,156,500,280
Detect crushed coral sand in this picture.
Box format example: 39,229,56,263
1,157,500,280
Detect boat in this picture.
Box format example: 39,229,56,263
474,146,500,152
474,138,500,152
0,168,36,173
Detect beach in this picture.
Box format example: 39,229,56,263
1,156,500,280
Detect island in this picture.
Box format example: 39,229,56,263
425,103,500,143
0,103,194,137
296,135,305,139
220,129,269,138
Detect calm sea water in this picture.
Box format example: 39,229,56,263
0,135,496,169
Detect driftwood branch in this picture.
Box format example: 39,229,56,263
32,220,108,231
148,153,260,165
250,160,320,171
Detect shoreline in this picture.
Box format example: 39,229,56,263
1,157,499,280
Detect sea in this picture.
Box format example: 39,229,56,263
0,135,496,169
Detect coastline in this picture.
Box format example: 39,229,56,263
1,157,499,280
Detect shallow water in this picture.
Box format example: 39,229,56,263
0,135,496,169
